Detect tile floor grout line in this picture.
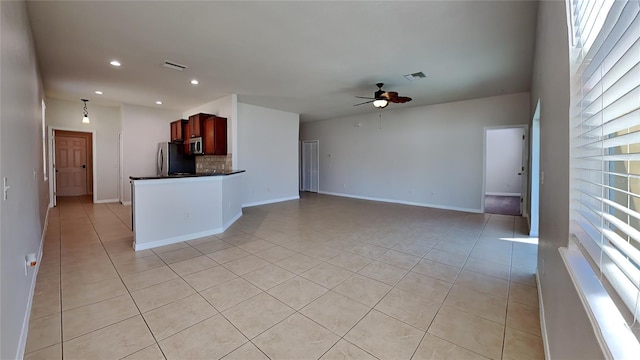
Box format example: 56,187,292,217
80,199,171,359
57,207,64,358
500,215,516,360
29,195,542,360
406,214,498,359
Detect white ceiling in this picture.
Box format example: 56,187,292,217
26,1,538,122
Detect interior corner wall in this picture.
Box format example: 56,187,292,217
300,93,529,212
121,103,182,203
531,0,604,358
237,103,300,206
182,94,236,161
485,127,524,196
45,98,121,202
0,0,50,358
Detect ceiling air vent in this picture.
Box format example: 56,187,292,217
163,61,188,71
404,72,427,81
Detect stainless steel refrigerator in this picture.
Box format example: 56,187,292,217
157,142,196,176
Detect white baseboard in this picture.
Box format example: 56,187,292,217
17,206,50,360
318,191,482,214
536,270,551,360
242,195,300,208
485,192,521,197
223,211,243,230
121,201,131,206
134,210,243,251
94,198,120,204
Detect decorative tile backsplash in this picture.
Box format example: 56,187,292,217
196,154,232,173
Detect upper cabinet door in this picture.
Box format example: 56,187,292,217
203,116,227,155
170,119,188,142
189,113,213,138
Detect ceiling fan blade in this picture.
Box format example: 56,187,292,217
355,96,375,100
353,100,374,106
385,91,400,102
397,96,412,103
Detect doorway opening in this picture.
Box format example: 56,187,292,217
49,128,96,206
301,140,319,193
483,126,528,216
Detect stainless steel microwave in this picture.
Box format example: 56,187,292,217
189,137,203,155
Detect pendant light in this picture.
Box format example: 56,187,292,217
81,99,90,124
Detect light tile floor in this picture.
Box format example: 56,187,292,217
25,193,544,360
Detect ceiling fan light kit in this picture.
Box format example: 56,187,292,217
373,99,388,108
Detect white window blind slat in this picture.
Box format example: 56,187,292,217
570,0,640,327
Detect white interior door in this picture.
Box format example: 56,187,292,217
119,132,124,203
50,131,57,207
520,128,528,216
302,140,319,192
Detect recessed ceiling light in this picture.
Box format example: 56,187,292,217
190,79,199,85
155,101,163,105
110,60,121,67
94,90,103,95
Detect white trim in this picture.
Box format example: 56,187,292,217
242,195,300,208
121,201,131,206
118,132,124,203
559,244,640,360
536,270,551,360
318,191,482,214
17,206,50,360
94,198,120,204
133,210,242,251
485,192,521,197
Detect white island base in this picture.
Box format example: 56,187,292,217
130,173,243,251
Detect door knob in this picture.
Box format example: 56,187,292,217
82,164,86,169
517,172,522,175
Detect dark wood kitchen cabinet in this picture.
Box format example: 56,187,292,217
189,113,214,138
202,116,227,155
183,121,192,154
170,119,188,142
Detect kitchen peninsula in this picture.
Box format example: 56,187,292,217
129,170,245,251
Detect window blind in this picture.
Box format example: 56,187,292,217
570,0,640,325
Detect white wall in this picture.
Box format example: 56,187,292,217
485,127,524,196
45,98,121,202
301,93,529,212
531,1,604,358
121,104,182,202
183,94,237,164
0,1,50,358
237,103,300,206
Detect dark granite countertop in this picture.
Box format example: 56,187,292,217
130,170,245,180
